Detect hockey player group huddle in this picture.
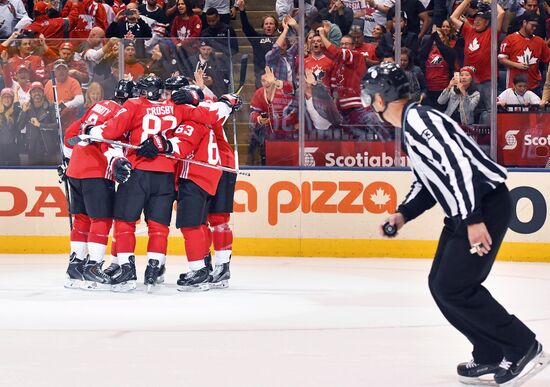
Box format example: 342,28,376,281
60,74,242,293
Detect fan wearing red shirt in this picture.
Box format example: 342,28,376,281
305,34,335,90
450,0,504,112
1,33,46,88
62,80,134,291
24,1,80,48
87,75,239,291
170,0,202,51
61,0,108,40
499,12,550,93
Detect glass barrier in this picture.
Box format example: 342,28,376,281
0,1,546,169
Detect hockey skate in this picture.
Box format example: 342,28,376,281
156,264,166,284
110,256,137,292
103,263,120,277
494,341,550,386
81,259,112,290
457,359,500,386
204,252,213,272
210,262,230,289
177,267,211,292
144,259,161,293
64,252,85,289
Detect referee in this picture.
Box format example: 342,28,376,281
362,62,544,385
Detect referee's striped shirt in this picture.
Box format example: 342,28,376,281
396,103,508,225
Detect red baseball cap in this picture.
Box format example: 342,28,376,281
29,82,44,92
34,1,50,14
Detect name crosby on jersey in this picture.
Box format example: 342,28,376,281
91,103,112,116
146,105,174,116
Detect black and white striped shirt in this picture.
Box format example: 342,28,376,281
397,103,507,225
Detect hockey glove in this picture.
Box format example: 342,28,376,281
113,158,132,184
136,134,173,159
79,123,94,135
219,93,242,112
57,157,70,183
171,88,200,106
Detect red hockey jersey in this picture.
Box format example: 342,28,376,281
499,32,550,90
24,7,80,48
61,0,108,40
3,55,45,88
326,44,367,110
90,97,231,173
169,121,222,195
461,22,493,83
65,99,124,180
305,54,334,90
198,101,235,169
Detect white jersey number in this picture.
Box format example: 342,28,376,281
140,114,177,143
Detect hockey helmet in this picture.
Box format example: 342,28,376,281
114,79,136,101
164,75,190,91
185,85,205,102
361,62,410,106
135,74,164,101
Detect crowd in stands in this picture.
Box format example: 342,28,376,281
0,0,550,165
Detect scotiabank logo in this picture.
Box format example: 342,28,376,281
235,180,397,225
524,135,550,146
503,130,520,150
325,152,409,167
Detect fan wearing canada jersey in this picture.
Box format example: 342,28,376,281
62,79,135,291
85,74,240,292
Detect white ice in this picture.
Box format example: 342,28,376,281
0,255,549,387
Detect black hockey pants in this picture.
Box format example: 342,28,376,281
428,183,536,364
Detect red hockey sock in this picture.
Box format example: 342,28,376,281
88,218,112,246
180,226,206,262
71,214,90,243
204,223,212,256
208,213,232,251
114,221,136,254
147,220,169,255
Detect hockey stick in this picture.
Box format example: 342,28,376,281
67,134,250,176
235,54,248,96
52,71,73,230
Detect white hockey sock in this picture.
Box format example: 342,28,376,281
117,253,133,265
147,252,166,266
70,241,87,260
215,250,232,265
110,255,119,265
189,260,205,271
88,242,107,263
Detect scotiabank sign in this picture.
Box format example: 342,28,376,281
497,113,550,167
266,141,409,167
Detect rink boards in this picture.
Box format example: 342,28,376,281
0,169,549,262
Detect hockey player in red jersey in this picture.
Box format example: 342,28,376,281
86,74,241,291
62,79,135,290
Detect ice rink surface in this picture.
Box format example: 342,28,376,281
0,255,549,387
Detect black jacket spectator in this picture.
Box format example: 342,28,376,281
376,30,419,62
201,8,239,56
387,0,430,39
106,12,153,58
139,0,169,24
319,0,354,36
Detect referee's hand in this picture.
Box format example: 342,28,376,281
467,223,492,256
379,212,405,238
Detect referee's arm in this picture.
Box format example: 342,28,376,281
397,176,437,223
405,108,483,224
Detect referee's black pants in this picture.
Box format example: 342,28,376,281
428,184,536,364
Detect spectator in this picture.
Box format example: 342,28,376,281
171,0,202,52
16,81,58,165
265,15,299,86
44,59,84,129
139,0,168,23
53,42,91,87
0,88,21,165
350,24,380,68
1,31,46,87
203,0,231,25
498,73,541,107
387,0,430,40
77,28,118,78
319,0,354,36
0,0,28,40
248,66,297,165
304,67,342,138
508,0,546,39
106,2,152,58
499,12,550,96
186,39,229,96
11,64,32,103
24,1,80,47
419,23,457,111
123,40,145,79
276,0,315,21
306,10,342,46
438,66,480,125
200,7,238,57
145,42,179,79
235,0,278,88
79,81,104,116
61,0,109,40
363,0,392,43
450,0,504,114
305,33,335,89
400,47,427,103
376,11,419,62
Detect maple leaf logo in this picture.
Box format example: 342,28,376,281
517,47,538,65
370,188,391,208
312,65,326,81
468,38,480,52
